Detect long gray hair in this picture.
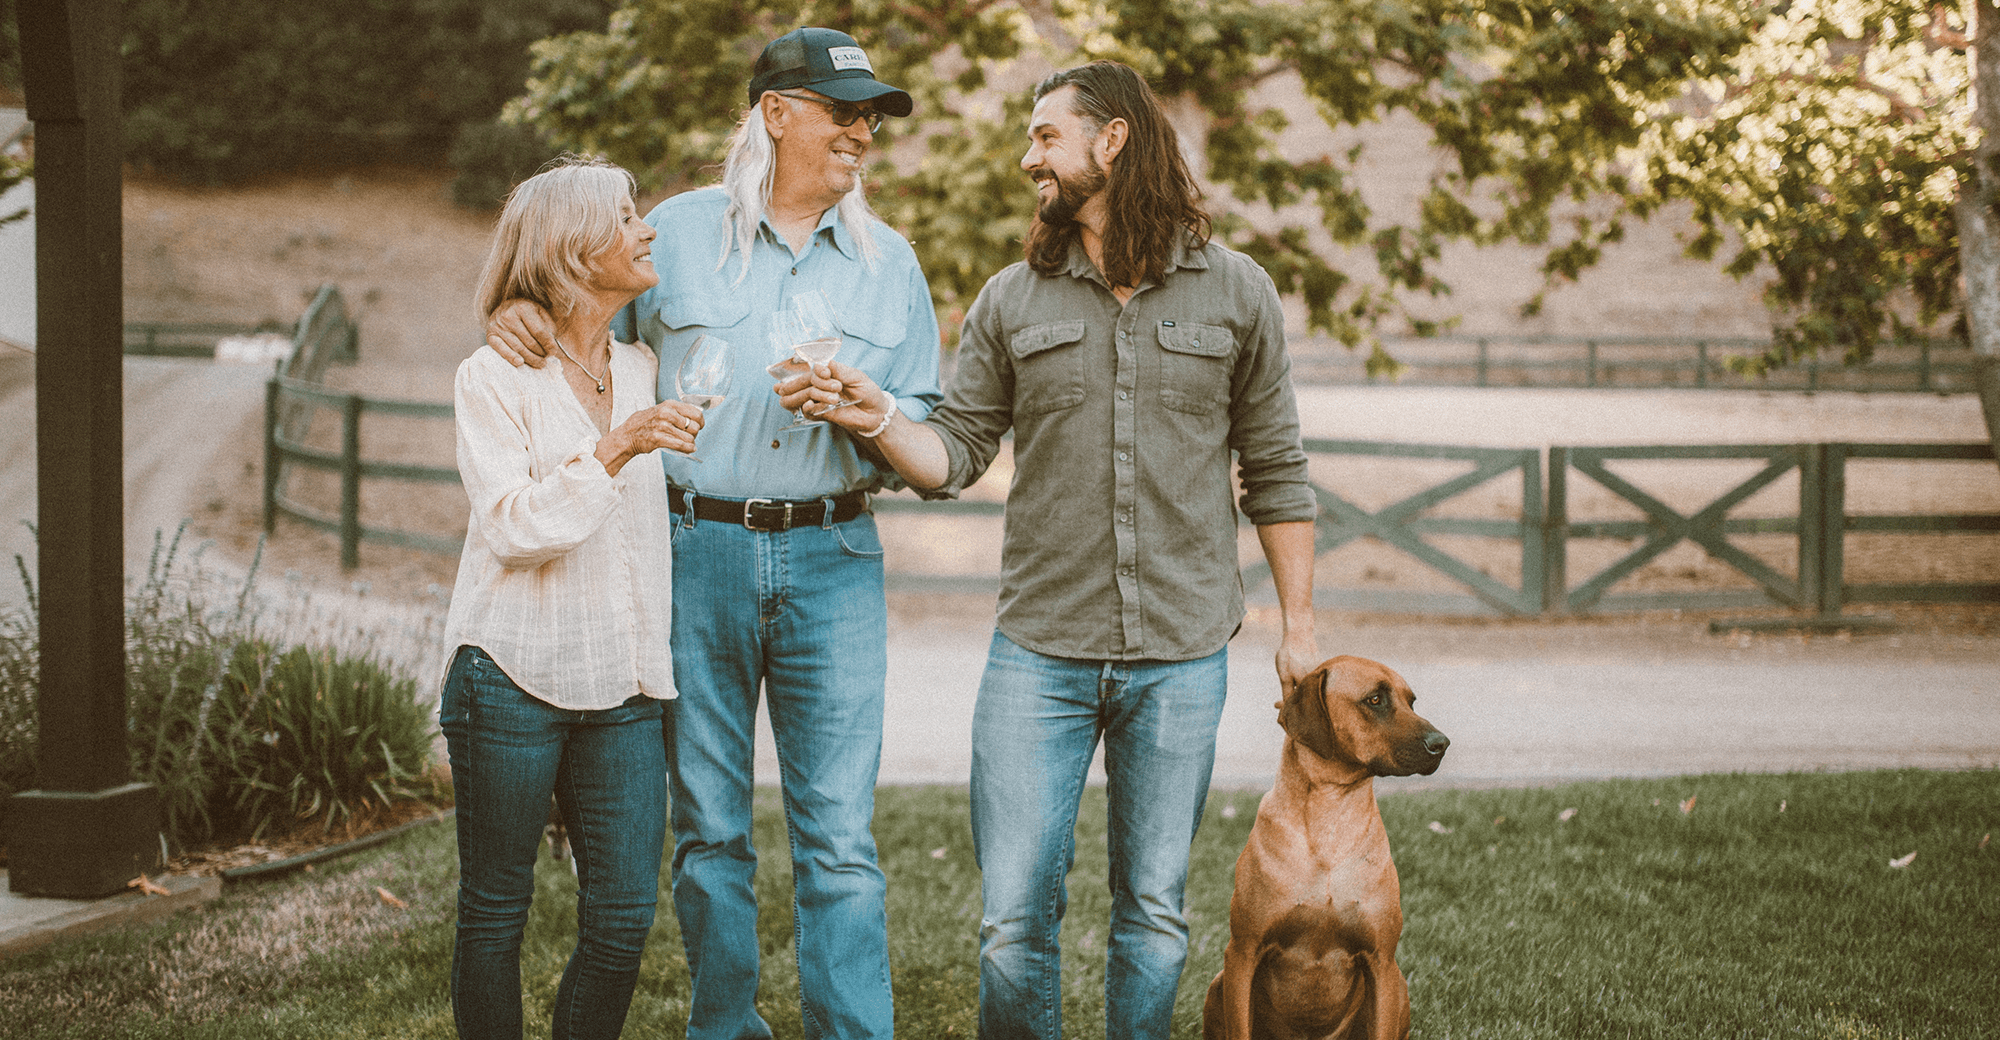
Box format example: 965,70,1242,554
716,99,881,282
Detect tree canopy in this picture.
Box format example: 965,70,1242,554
6,0,1989,441
1635,0,1974,372
510,0,1763,367
115,0,617,202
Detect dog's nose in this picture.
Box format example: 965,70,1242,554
1424,731,1450,756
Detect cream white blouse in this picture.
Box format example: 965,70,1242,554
439,342,676,709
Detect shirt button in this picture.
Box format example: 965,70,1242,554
1118,452,1129,461
771,439,782,449
791,268,799,275
1119,391,1129,400
1118,330,1127,339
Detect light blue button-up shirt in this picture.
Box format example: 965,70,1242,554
613,186,942,501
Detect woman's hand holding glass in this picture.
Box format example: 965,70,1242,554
593,400,705,476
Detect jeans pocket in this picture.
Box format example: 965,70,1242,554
833,514,886,560
439,645,480,731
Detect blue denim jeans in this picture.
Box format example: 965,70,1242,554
969,631,1229,1040
666,505,892,1040
439,645,668,1040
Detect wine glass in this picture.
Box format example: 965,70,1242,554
674,334,731,463
769,290,853,432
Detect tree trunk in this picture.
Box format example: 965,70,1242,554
1965,0,2000,470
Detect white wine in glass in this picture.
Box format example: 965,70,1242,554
773,290,852,431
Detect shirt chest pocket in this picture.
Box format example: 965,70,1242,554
1009,320,1089,417
1155,321,1235,415
827,280,908,355
657,292,749,333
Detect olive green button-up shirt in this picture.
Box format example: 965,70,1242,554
922,236,1317,661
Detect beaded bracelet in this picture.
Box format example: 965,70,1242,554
855,390,898,438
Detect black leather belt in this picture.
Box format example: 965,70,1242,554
667,487,868,532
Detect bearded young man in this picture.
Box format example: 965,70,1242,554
485,27,941,1040
788,60,1321,1040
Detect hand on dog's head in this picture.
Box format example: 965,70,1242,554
1278,655,1449,777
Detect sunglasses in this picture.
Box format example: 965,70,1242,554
777,92,886,133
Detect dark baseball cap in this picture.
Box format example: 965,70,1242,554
747,27,913,118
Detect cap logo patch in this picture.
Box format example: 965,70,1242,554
826,45,872,72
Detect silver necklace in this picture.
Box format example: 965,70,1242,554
555,336,608,394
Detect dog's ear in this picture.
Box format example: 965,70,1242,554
1278,665,1338,761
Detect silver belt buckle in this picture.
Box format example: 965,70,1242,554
741,498,790,531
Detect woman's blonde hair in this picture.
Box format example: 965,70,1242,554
475,154,639,321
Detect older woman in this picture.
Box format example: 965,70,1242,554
439,155,703,1040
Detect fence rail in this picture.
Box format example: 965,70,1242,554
123,320,269,357
1290,439,1997,619
251,292,1994,616
878,439,1996,620
1290,334,1977,392
261,286,458,567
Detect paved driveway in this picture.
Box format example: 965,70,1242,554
0,352,270,615
848,613,2000,789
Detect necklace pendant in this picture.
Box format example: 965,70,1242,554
595,382,606,394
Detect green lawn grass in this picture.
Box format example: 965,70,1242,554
3,769,1994,1039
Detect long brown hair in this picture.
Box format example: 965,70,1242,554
1023,62,1210,289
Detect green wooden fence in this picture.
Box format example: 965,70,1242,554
261,286,458,568
249,290,1996,615
1290,438,1997,619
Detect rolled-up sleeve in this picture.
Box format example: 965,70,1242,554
1228,266,1318,525
455,356,622,569
919,281,1016,500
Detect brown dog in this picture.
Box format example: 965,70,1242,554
1203,656,1448,1040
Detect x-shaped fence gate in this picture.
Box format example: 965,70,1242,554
1246,439,1999,618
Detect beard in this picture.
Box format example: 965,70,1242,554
1033,158,1107,226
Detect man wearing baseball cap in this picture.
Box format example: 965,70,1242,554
485,26,938,1040
746,26,914,116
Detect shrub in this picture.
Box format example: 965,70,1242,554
0,559,34,807
119,0,616,193
122,530,270,844
0,525,440,850
447,117,562,210
224,645,436,839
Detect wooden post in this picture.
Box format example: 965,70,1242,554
1798,443,1826,612
341,394,363,570
264,378,281,535
1818,443,1847,617
7,0,163,898
1543,447,1569,614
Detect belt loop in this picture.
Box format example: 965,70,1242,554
683,490,697,530
821,495,836,530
